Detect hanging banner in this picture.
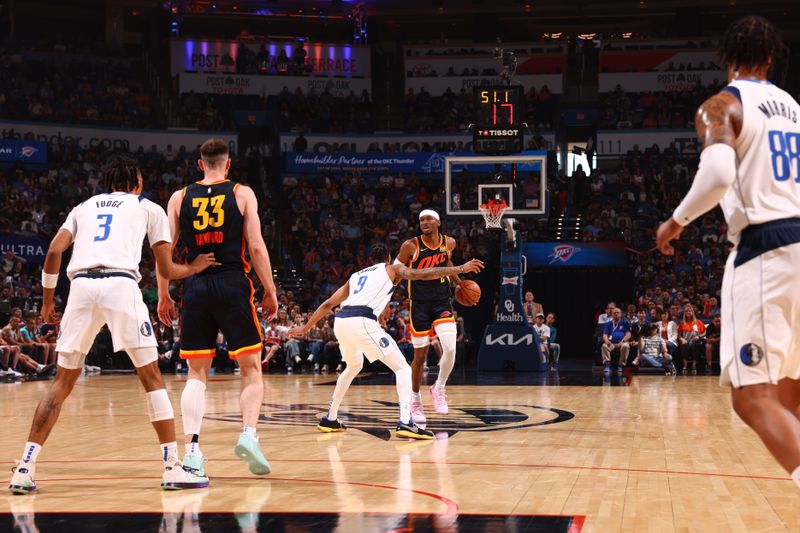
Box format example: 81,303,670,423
599,49,721,73
171,39,370,78
0,120,238,153
523,242,628,267
405,74,562,95
596,129,699,156
279,132,556,154
179,73,371,97
0,140,47,165
285,151,476,174
0,234,49,264
599,70,725,92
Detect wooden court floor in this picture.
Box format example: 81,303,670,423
1,371,799,532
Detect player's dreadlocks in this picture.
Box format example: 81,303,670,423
369,242,391,263
719,16,785,72
105,156,141,193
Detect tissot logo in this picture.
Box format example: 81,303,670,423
206,401,573,441
485,333,534,346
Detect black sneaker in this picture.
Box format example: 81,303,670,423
37,364,56,377
396,421,434,440
317,416,347,433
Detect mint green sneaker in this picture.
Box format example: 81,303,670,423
234,433,271,475
182,452,208,479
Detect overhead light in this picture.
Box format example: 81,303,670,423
524,3,532,11
639,0,646,8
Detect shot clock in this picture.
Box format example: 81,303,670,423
473,85,525,154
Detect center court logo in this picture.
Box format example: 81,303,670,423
206,401,574,441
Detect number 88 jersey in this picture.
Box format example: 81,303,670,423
721,79,800,244
180,180,246,274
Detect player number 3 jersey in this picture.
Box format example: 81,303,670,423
61,193,170,282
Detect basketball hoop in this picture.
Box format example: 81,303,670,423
479,199,508,229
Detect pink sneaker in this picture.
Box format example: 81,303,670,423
430,385,448,414
410,397,427,426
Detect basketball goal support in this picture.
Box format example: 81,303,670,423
443,152,549,372
477,229,548,371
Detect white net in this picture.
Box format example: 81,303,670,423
479,201,508,229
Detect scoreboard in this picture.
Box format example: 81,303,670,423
473,85,525,154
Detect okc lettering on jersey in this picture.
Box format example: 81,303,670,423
415,251,447,270
195,231,225,246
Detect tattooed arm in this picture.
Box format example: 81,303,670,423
386,259,484,284
656,92,741,254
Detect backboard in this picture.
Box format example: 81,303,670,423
444,152,548,218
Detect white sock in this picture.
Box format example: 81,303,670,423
185,442,202,456
395,366,412,424
162,441,179,467
381,349,413,424
411,391,421,401
37,364,44,371
792,466,800,488
181,379,206,436
243,425,257,438
328,357,363,420
20,442,41,465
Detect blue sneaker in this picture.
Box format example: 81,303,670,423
234,433,271,475
603,362,611,374
182,452,208,479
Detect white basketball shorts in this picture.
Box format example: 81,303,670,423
333,316,400,364
57,276,157,367
720,242,800,388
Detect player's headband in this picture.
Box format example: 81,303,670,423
419,209,440,221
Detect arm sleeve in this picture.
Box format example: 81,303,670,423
60,207,78,236
672,143,737,226
143,200,172,246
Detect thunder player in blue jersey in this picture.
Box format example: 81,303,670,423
287,243,483,438
157,139,279,484
657,17,800,488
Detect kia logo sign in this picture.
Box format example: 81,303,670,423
485,333,534,346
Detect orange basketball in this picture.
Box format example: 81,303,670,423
455,280,481,306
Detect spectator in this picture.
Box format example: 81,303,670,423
638,324,677,375
546,312,561,370
676,304,706,375
601,307,631,373
523,291,544,323
533,312,550,364
705,314,721,374
657,309,679,356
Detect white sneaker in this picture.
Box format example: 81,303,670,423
161,463,210,490
88,365,101,373
10,369,23,378
8,461,36,494
410,397,427,426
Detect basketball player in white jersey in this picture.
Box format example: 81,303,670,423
8,157,216,494
287,243,483,438
657,17,800,486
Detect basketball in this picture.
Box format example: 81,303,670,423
455,280,481,306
